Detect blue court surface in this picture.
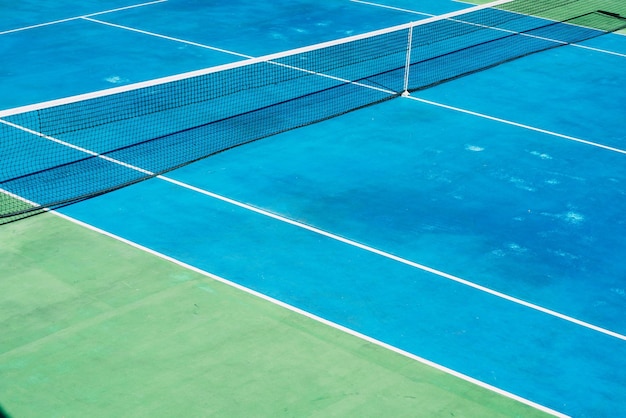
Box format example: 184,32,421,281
2,1,626,417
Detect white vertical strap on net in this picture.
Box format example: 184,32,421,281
402,24,413,97
399,0,515,97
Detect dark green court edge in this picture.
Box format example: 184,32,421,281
0,213,554,417
472,0,626,34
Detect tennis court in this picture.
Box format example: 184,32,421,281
1,1,625,417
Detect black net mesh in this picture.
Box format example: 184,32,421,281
1,0,624,224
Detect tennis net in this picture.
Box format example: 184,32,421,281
1,0,625,224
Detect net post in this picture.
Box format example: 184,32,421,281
402,23,414,97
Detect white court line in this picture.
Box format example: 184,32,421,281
157,175,626,344
45,210,568,418
0,0,167,35
350,0,433,16
574,43,626,58
3,114,625,344
406,95,626,155
81,17,253,59
78,0,508,64
82,17,397,97
350,0,626,58
0,119,153,174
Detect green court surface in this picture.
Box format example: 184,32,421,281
468,0,626,33
0,214,550,417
